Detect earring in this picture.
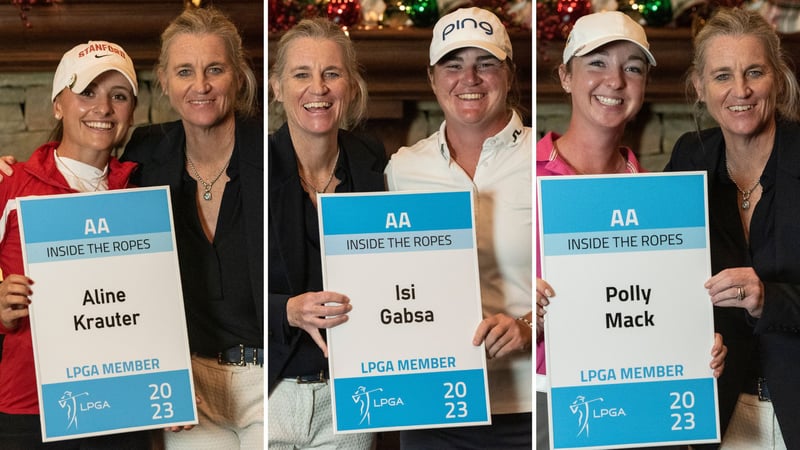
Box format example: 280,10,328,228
54,113,62,120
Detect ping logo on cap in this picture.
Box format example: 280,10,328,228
441,17,495,41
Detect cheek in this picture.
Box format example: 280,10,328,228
167,80,186,98
221,79,238,98
333,80,354,103
121,104,136,123
430,71,451,89
706,87,726,105
629,78,647,98
761,80,778,103
581,76,599,90
487,74,510,97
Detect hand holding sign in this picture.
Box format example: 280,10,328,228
287,290,352,357
0,274,32,329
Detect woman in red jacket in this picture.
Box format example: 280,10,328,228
0,40,149,449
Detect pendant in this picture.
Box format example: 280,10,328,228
203,190,212,201
742,199,750,210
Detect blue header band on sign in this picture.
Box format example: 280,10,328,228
18,189,172,244
319,191,473,235
539,174,706,234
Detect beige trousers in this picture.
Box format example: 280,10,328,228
162,355,263,450
720,393,786,450
268,378,375,449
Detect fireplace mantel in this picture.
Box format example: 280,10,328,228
0,1,263,78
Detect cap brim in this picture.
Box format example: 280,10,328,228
70,67,138,97
430,41,509,66
571,36,657,66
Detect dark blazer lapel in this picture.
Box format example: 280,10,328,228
236,117,265,329
339,132,386,191
144,123,187,188
269,125,307,294
772,121,800,278
699,128,726,175
774,121,800,180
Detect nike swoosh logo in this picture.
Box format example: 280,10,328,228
94,54,111,58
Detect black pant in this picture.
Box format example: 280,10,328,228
0,412,152,450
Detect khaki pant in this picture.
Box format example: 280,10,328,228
162,355,263,450
268,378,374,450
720,393,786,450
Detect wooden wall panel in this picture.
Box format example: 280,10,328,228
0,1,263,78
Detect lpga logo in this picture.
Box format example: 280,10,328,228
569,394,627,438
351,385,406,425
58,391,89,429
57,390,112,430
352,386,383,425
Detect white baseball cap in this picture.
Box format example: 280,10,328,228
563,11,657,66
52,40,138,101
429,7,513,66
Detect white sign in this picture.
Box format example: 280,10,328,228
538,172,720,449
18,187,197,442
319,191,491,433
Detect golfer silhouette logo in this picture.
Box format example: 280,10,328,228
569,395,604,437
58,390,89,429
352,386,383,425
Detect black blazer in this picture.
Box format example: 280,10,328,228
665,120,800,449
268,123,386,392
122,117,265,338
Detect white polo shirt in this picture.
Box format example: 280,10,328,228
385,111,532,414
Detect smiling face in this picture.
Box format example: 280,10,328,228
54,70,136,167
560,40,648,132
270,37,353,140
694,34,777,140
429,47,511,134
159,32,239,131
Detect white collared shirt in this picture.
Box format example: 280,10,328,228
385,111,532,414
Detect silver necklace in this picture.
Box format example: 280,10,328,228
186,153,230,201
726,162,760,210
299,150,339,193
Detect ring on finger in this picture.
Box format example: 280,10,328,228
736,286,745,302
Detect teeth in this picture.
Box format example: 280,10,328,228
85,121,112,130
458,93,483,100
190,100,213,105
596,95,622,106
728,105,752,112
304,102,331,109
